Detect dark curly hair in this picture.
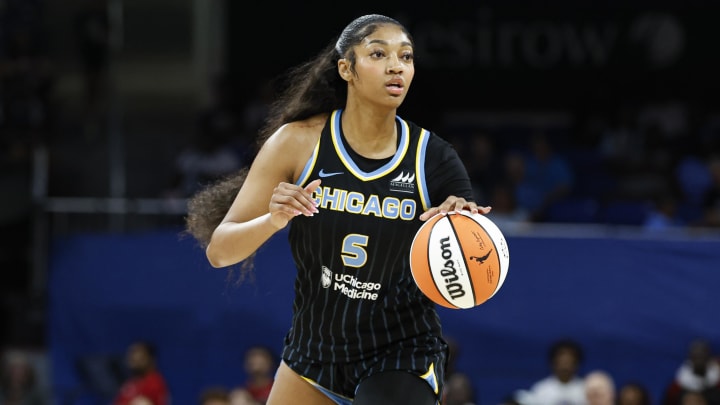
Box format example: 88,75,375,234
548,338,584,365
184,15,412,276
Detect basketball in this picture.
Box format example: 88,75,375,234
410,211,510,309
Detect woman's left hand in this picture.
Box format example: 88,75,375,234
418,196,491,221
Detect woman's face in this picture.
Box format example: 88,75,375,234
552,348,579,382
341,24,415,109
618,385,644,405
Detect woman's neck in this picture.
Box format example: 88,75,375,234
340,105,397,159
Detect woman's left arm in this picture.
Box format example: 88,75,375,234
418,134,491,221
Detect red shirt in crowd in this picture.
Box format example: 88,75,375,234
113,370,170,405
246,380,273,403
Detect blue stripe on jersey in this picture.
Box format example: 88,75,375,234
330,109,410,181
416,129,431,210
301,376,353,405
295,136,321,186
420,362,439,395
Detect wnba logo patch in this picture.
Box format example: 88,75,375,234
390,171,415,194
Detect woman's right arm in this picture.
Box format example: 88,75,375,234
205,122,321,268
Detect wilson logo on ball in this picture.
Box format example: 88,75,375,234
410,211,510,309
438,237,467,301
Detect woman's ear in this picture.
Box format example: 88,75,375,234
337,59,352,82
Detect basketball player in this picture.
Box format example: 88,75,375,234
186,14,490,405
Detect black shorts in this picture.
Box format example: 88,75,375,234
284,343,447,404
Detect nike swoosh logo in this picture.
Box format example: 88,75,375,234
319,169,344,178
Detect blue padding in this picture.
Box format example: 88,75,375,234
49,228,720,405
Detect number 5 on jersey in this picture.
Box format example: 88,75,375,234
341,234,368,268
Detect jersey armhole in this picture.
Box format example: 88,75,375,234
415,129,432,211
295,137,321,187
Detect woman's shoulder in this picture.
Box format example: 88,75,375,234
282,113,329,136
267,113,329,148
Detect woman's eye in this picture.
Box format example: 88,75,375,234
371,50,385,58
402,53,414,61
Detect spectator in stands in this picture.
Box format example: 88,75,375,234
199,387,231,405
486,182,530,231
643,192,685,232
0,350,47,405
164,73,247,200
584,370,615,405
443,335,462,377
510,133,574,222
701,157,720,227
240,78,273,137
636,100,689,148
228,387,259,405
113,341,170,405
681,390,709,405
167,112,243,198
503,150,530,209
236,346,275,405
203,73,248,158
598,104,644,170
442,371,477,405
662,339,720,405
674,146,713,212
617,382,652,405
439,336,477,405
513,339,587,405
463,132,504,203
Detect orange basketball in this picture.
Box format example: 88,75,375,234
410,211,510,309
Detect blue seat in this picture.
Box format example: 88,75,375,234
545,197,600,223
600,200,652,226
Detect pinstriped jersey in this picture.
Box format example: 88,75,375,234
283,109,473,364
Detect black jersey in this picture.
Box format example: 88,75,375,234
283,109,474,364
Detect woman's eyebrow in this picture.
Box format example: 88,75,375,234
366,39,412,47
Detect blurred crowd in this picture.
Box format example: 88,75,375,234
442,337,720,405
444,102,720,233
158,54,720,235
4,0,720,236
174,78,720,235
0,342,276,405
4,337,719,405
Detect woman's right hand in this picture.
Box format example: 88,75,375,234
269,179,322,229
